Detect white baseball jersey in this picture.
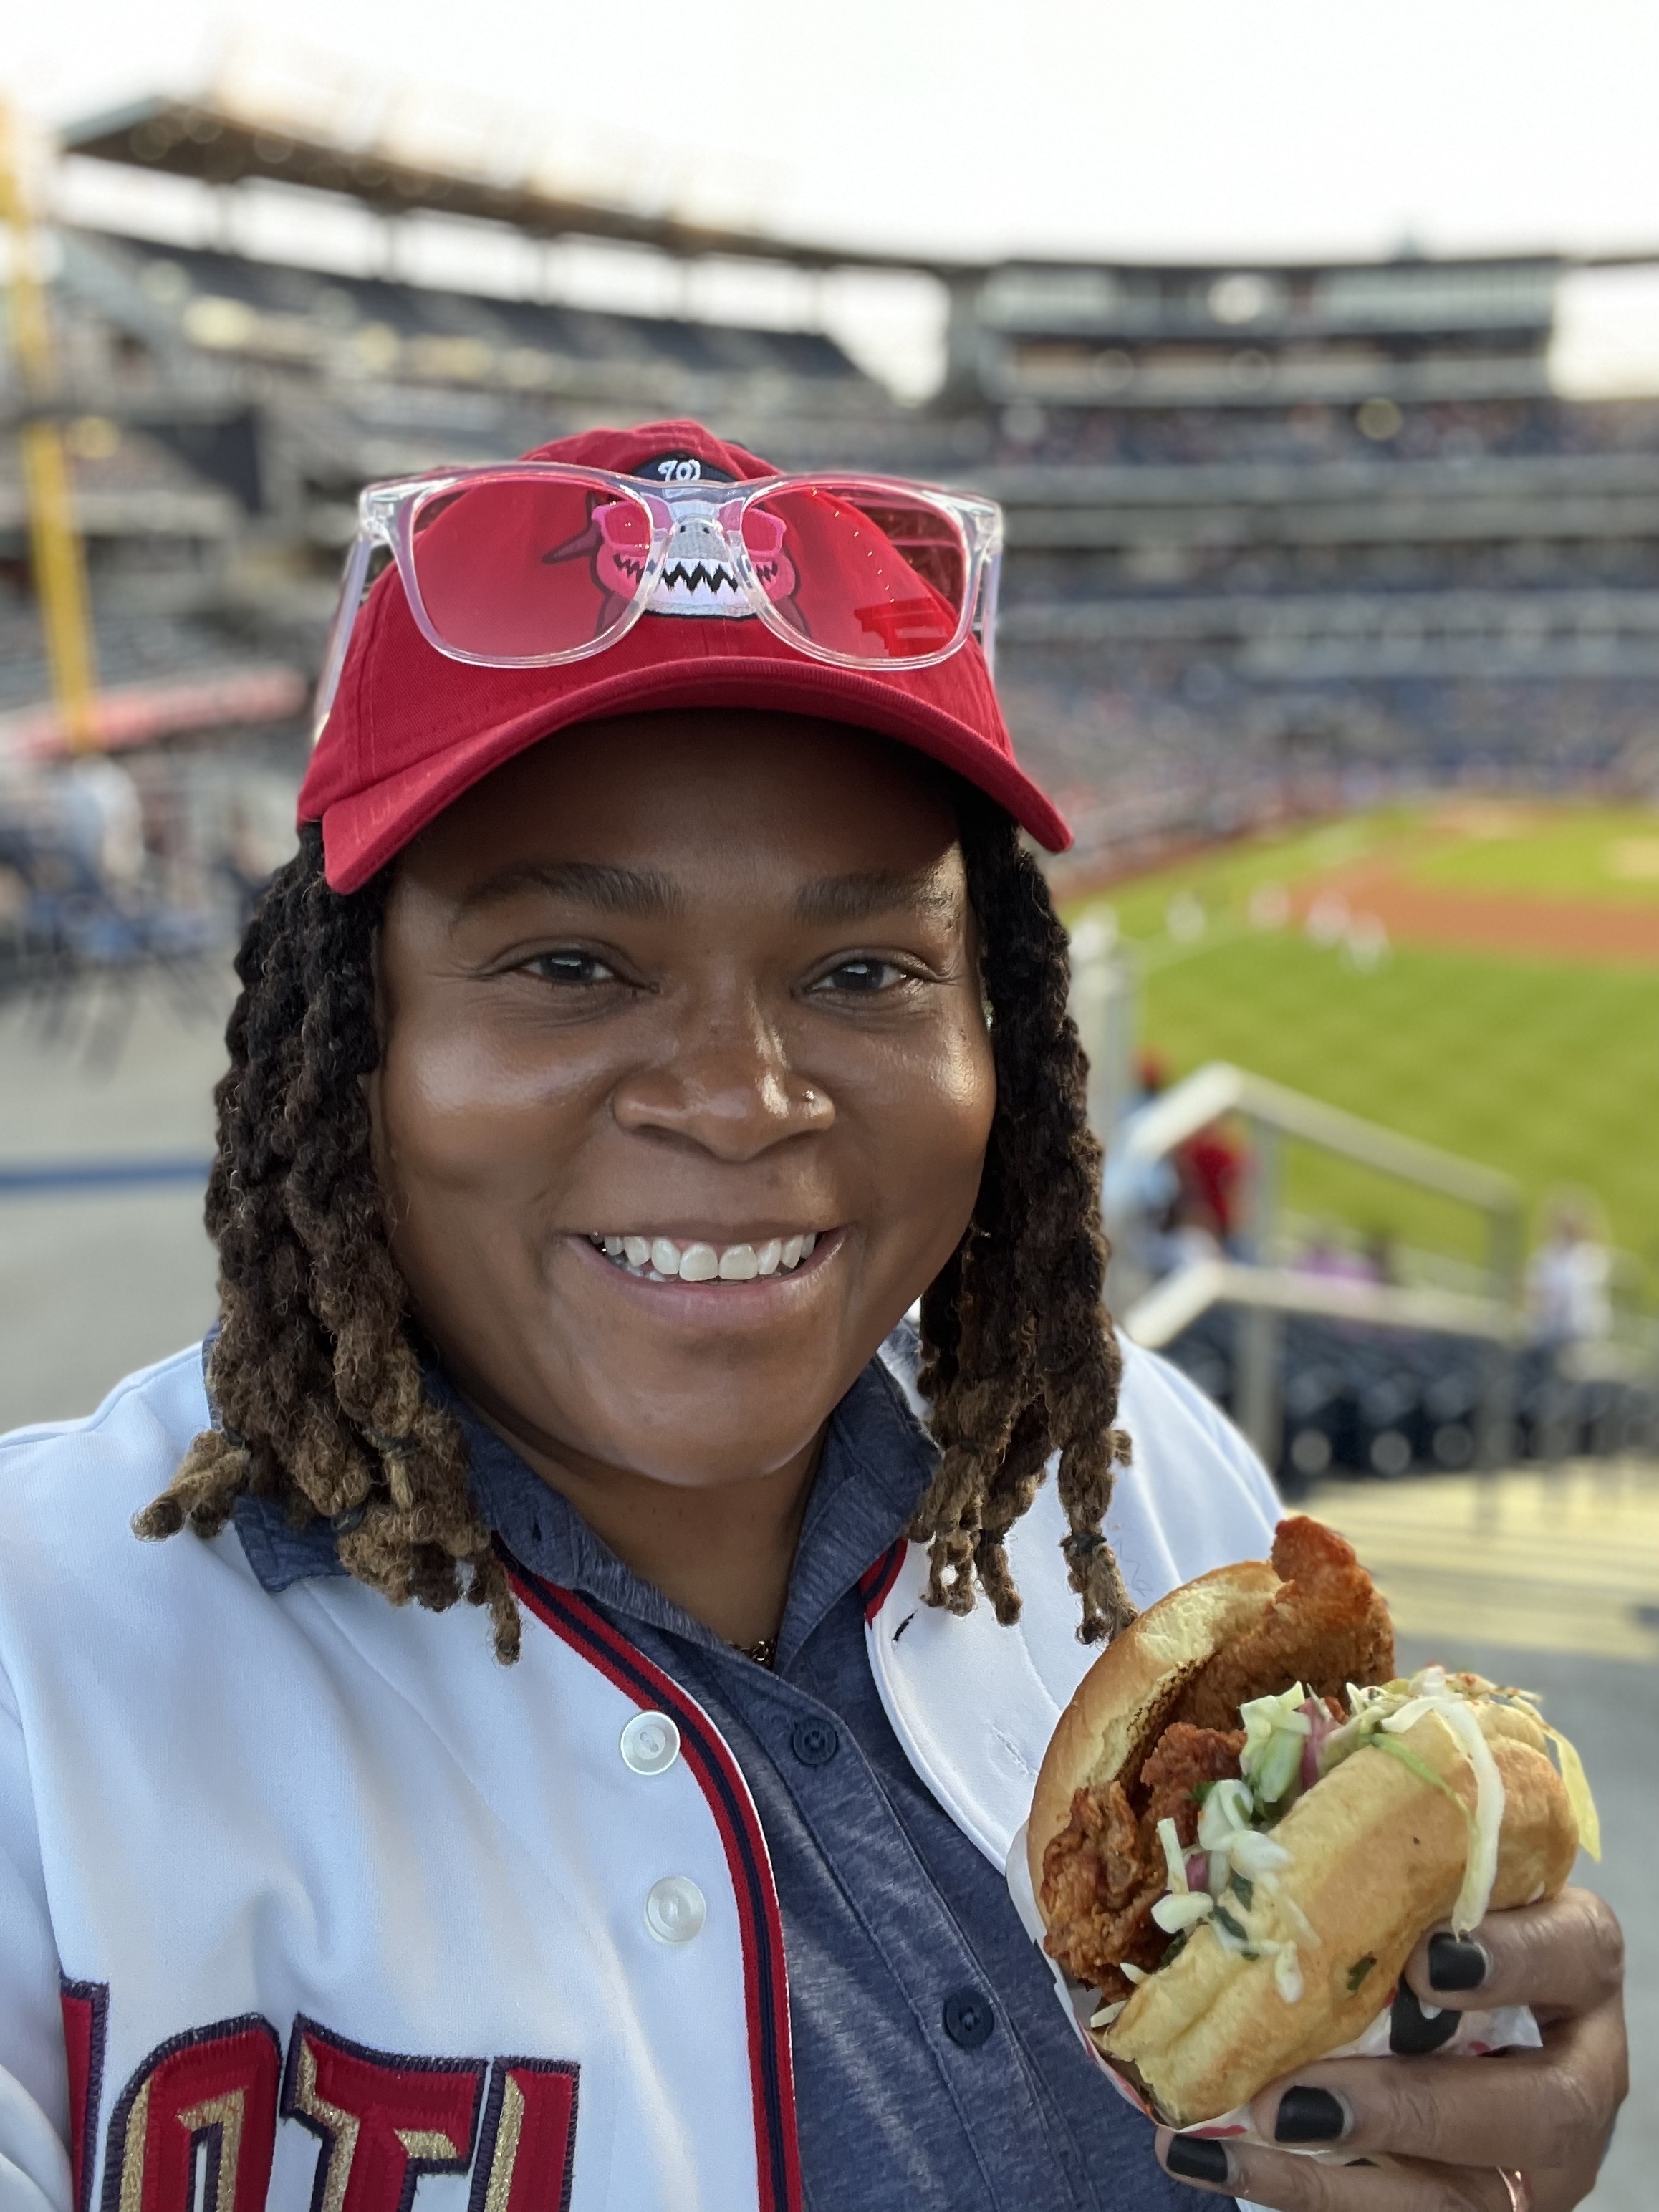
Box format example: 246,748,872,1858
0,1337,1277,2212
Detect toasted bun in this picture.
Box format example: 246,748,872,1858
1027,1541,1582,2126
1026,1558,1280,1903
1102,1709,1579,2125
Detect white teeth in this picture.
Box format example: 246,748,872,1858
678,1242,719,1282
592,1231,822,1282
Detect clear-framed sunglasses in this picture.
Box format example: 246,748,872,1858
313,458,1004,737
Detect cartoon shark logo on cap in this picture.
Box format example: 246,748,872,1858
542,451,799,632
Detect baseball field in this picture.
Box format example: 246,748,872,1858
1065,800,1659,1300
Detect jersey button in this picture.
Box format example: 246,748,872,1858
789,1718,840,1766
620,1711,681,1776
645,1876,706,1945
942,1989,995,2049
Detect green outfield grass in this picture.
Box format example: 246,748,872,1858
1406,805,1659,904
1066,806,1659,1298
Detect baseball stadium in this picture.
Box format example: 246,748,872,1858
1,28,1656,2208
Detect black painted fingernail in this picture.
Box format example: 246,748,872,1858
1428,1934,1489,1991
1274,2086,1350,2143
1163,2135,1231,2185
1390,1979,1461,2055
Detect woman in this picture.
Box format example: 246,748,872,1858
0,423,1624,2212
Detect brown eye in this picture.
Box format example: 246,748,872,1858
526,951,616,986
816,958,905,994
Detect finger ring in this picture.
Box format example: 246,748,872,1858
1497,2172,1532,2212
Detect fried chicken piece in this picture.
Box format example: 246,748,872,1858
1271,1512,1379,1592
1082,1885,1169,1999
1040,1778,1165,1986
1139,1723,1245,1844
1174,1516,1395,1733
1042,1779,1138,1924
1039,1726,1245,1988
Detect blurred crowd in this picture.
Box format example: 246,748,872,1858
0,749,294,1024
1006,539,1659,598
1002,663,1659,888
987,395,1659,470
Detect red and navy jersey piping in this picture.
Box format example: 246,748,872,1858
857,1539,908,1623
503,1552,803,2212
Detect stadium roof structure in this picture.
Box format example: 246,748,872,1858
60,95,953,275
62,95,1659,285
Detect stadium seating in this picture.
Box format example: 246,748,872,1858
1157,1303,1659,1492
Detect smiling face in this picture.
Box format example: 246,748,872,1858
367,709,996,1500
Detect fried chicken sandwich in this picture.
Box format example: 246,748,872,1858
1028,1517,1595,2127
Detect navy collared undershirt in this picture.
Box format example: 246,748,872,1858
236,1345,1222,2212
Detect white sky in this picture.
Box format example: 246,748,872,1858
12,1,1659,394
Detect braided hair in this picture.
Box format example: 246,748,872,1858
913,794,1135,1643
132,824,520,1662
137,797,1135,1659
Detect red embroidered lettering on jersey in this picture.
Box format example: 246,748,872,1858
59,1979,108,2212
100,2016,281,2212
282,2019,486,2212
468,2062,580,2212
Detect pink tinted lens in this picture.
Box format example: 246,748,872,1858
741,487,969,661
409,477,653,658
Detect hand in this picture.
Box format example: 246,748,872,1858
1154,1888,1627,2209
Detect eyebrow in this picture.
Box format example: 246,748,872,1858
793,867,961,928
456,860,684,920
455,858,959,928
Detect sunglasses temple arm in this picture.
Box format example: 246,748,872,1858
976,545,1002,681
311,532,377,742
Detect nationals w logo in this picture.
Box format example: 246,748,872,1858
62,1984,579,2212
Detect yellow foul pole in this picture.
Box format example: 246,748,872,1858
0,102,100,750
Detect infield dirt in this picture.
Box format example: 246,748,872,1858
1289,865,1659,966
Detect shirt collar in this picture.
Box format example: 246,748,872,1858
231,1325,937,1668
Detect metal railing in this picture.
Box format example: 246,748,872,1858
1095,1058,1531,1468
1121,1256,1524,1472
1122,1258,1524,1355
1105,1059,1526,1282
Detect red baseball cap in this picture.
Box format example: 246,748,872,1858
298,418,1070,890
